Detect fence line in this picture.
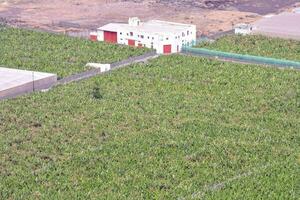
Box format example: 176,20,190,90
182,47,300,69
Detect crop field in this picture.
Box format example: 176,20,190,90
1,54,299,199
196,34,300,61
0,26,148,78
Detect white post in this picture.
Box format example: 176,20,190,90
32,71,35,92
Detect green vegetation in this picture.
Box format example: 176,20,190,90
0,27,148,78
1,55,299,199
196,34,300,61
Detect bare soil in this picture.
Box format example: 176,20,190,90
0,0,298,36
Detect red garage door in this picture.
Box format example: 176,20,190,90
104,31,117,43
128,39,135,46
163,45,172,54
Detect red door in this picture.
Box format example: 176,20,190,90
128,39,135,46
104,31,117,43
163,45,172,54
90,34,97,42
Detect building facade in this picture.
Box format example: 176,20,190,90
94,17,197,54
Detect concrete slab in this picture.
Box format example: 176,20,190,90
0,67,57,100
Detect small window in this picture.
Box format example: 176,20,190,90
130,32,133,36
166,37,169,40
127,33,129,36
182,32,185,37
141,35,144,39
120,32,122,35
152,37,154,40
187,31,189,35
148,36,150,39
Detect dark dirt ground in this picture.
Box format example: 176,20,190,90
0,0,299,36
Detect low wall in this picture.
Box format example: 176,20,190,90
207,30,234,40
110,51,157,69
57,68,101,85
57,51,158,85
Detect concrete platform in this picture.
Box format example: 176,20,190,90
0,67,57,100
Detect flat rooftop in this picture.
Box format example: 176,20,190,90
253,12,300,40
98,20,195,36
0,67,57,100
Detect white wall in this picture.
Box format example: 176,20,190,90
97,30,104,41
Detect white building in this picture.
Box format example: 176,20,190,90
234,23,253,35
94,17,197,54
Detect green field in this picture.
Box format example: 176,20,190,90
1,53,299,199
196,35,300,61
0,26,148,78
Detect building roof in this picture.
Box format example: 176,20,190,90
253,12,300,38
0,67,56,91
98,20,195,36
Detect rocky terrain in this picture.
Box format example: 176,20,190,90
122,0,237,10
121,0,299,13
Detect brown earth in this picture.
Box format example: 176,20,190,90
0,0,298,36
